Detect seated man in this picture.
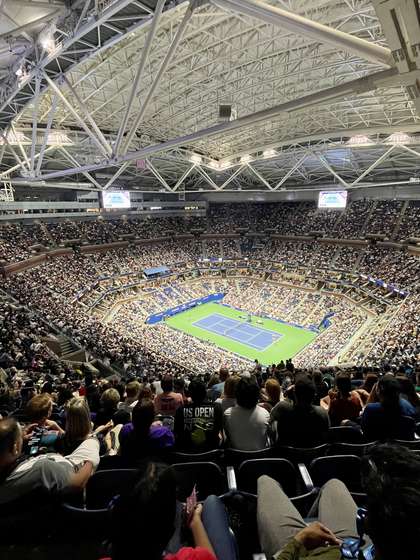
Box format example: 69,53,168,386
174,379,223,452
361,374,416,441
0,417,99,506
257,443,420,559
224,378,270,451
270,375,330,447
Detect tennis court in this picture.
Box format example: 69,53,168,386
165,301,317,364
193,313,282,351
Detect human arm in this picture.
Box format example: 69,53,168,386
44,419,65,435
67,460,94,491
273,523,340,560
189,504,216,557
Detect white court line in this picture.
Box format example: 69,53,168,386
194,313,284,352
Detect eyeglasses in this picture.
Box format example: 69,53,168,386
340,508,375,560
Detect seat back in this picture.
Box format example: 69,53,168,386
171,462,226,501
237,458,300,496
224,447,276,469
276,444,329,465
0,490,59,544
329,441,377,457
310,455,362,493
394,439,420,450
327,426,363,444
169,449,223,464
86,468,139,509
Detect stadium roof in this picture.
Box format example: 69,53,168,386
1,0,420,194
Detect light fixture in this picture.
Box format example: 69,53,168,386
38,24,56,53
190,153,202,164
347,135,373,146
240,154,252,163
263,149,276,158
386,131,411,145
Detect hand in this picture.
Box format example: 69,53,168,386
45,420,63,432
94,420,113,434
23,423,39,440
294,522,340,550
189,503,203,530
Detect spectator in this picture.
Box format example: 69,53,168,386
361,375,416,441
174,379,223,452
215,374,240,413
270,375,330,447
312,370,329,405
94,388,120,427
206,374,220,401
55,397,112,455
259,378,281,412
209,368,230,401
223,378,270,451
257,443,420,560
154,375,184,417
109,462,237,560
119,399,174,463
0,417,98,505
117,380,141,415
397,375,420,420
25,393,64,434
328,374,363,426
356,373,378,405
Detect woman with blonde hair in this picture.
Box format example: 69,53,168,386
56,397,111,455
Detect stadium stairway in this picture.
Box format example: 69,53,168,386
391,200,409,240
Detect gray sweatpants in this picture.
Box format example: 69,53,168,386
257,475,359,559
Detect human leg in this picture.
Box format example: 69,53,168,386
201,495,238,560
257,475,306,559
317,479,358,539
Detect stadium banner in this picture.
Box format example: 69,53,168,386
146,292,225,324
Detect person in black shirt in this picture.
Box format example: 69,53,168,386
174,379,223,452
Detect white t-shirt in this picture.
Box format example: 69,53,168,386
223,405,270,451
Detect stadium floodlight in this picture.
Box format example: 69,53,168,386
347,135,373,147
386,132,411,144
190,153,202,164
38,24,56,53
263,149,276,158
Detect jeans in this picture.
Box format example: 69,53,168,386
166,495,237,560
257,475,361,559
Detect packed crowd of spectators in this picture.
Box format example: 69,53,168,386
1,349,420,558
1,199,419,266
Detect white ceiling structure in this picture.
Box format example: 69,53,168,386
0,0,420,193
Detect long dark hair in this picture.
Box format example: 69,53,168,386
132,398,155,440
378,375,401,416
110,463,177,560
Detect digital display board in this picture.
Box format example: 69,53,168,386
318,190,348,209
102,191,131,209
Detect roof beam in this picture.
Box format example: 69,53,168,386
113,0,166,156
103,161,130,190
43,72,111,159
36,94,58,176
211,0,394,67
33,68,398,180
121,3,194,155
60,147,103,190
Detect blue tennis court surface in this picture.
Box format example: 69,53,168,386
193,313,283,351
